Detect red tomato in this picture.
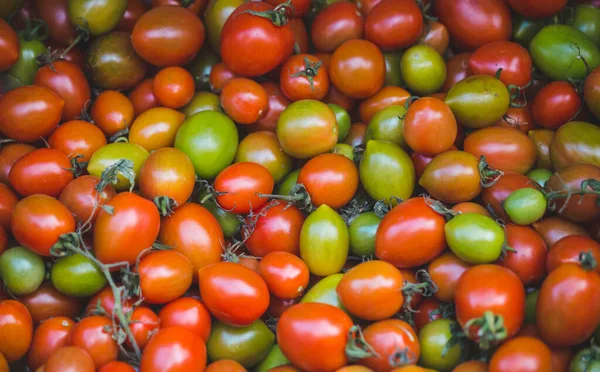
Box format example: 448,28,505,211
414,297,444,331
98,361,137,372
532,216,591,247
221,78,269,124
116,0,148,32
324,85,357,112
547,235,600,273
358,86,410,124
48,120,107,163
214,162,274,214
140,327,207,372
9,148,73,197
404,98,457,156
158,297,212,342
27,316,74,371
360,319,420,371
507,0,567,18
428,251,471,303
330,39,385,99
498,224,547,285
496,105,536,133
85,287,133,318
443,52,471,92
489,336,552,372
532,81,581,129
0,143,36,185
206,359,247,372
311,1,364,53
126,307,159,350
153,66,195,109
0,183,19,230
468,41,532,87
259,251,310,300
91,90,135,137
199,262,269,326
35,0,77,44
129,78,158,116
20,283,84,324
250,81,290,132
266,0,311,16
69,316,119,368
209,62,238,93
59,175,117,224
0,19,19,71
0,300,33,362
365,0,423,50
280,54,330,101
44,346,95,372
138,250,194,304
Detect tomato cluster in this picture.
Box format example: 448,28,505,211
0,0,600,371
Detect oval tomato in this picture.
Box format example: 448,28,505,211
9,148,74,197
44,346,95,372
259,251,309,300
364,0,422,51
140,327,207,372
330,39,385,99
138,250,193,304
0,19,19,71
532,81,582,130
499,224,547,285
469,41,532,87
360,319,420,370
91,90,135,137
69,316,119,368
19,283,83,324
489,336,552,372
48,120,107,163
404,97,457,156
214,162,274,214
221,77,269,124
27,316,74,371
427,251,471,303
311,2,364,53
129,107,185,152
0,300,33,362
59,175,116,224
158,297,212,342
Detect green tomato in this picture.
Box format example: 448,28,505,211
197,190,241,238
68,0,127,36
550,121,600,169
7,38,46,85
401,45,446,95
328,103,351,142
204,0,246,53
384,52,404,87
181,92,222,118
51,253,106,298
277,168,300,195
300,273,345,310
174,110,238,179
530,24,600,81
512,14,559,47
418,319,463,372
332,143,354,161
525,290,539,325
187,46,220,91
569,5,600,46
87,143,150,191
504,188,547,225
255,344,290,372
207,320,275,368
526,168,553,187
366,105,408,149
570,348,600,372
445,75,510,129
0,246,45,296
300,205,349,276
445,213,504,264
359,140,415,205
349,212,381,257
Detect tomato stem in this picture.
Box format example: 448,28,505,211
442,322,468,361
339,189,377,224
256,183,315,212
478,156,503,188
243,0,295,27
463,311,508,350
544,177,600,214
345,325,380,361
423,195,459,220
401,269,438,313
290,57,323,91
579,251,598,271
153,196,178,216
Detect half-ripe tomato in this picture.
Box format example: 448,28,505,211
533,216,590,247
545,163,600,223
209,62,237,93
376,197,446,268
116,0,147,32
48,120,107,163
0,143,35,185
547,235,600,273
0,300,33,362
0,19,19,71
277,302,353,371
129,78,158,116
234,131,292,183
481,171,534,220
19,283,84,325
404,98,457,156
359,86,410,124
498,224,547,285
132,6,205,67
34,60,91,121
420,20,450,55
324,85,357,113
345,123,367,148
468,41,532,87
9,148,73,197
11,195,76,256
443,53,471,92
532,81,582,130
0,86,64,143
311,1,364,53
280,54,329,101
330,39,385,99
258,251,309,300
199,262,269,326
250,82,290,133
214,162,274,214
126,307,159,350
359,319,420,370
221,78,269,124
85,287,133,318
364,0,423,51
455,265,525,344
158,297,212,342
220,1,294,77
44,346,95,372
336,260,403,320
496,105,535,133
94,192,160,266
489,336,552,372
59,175,116,224
129,107,185,152
152,66,195,109
507,0,567,18
140,327,207,372
69,316,119,368
138,250,194,304
0,183,18,230
90,90,135,137
427,251,470,303
27,316,74,371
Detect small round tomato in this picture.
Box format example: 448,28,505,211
69,316,119,369
129,78,158,116
0,300,33,362
9,148,73,197
550,121,600,170
311,1,364,53
401,45,446,95
90,90,135,137
503,188,547,225
235,131,292,183
44,346,95,372
138,250,193,304
469,41,532,87
87,143,150,191
365,0,422,51
129,107,185,152
330,40,385,99
126,307,159,350
207,319,274,368
418,319,463,371
158,297,212,342
140,327,207,372
51,253,106,298
499,224,547,285
528,130,555,171
532,81,582,130
280,54,329,101
481,171,535,220
428,252,471,303
0,246,45,296
48,120,107,163
404,98,457,156
221,78,269,125
209,62,237,93
19,283,84,324
214,162,274,214
59,175,116,224
249,81,290,133
489,336,552,372
152,66,195,109
547,235,600,273
258,251,309,300
28,316,75,370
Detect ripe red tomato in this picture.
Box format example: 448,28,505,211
507,0,567,18
468,41,532,87
365,0,423,51
250,81,291,132
414,297,444,331
44,346,95,372
20,283,84,324
330,39,385,99
27,316,74,371
0,300,33,362
360,319,420,371
9,148,73,197
547,235,600,273
489,336,552,372
91,90,135,137
443,52,472,91
85,287,133,318
214,162,274,214
59,175,116,224
496,105,536,133
126,307,159,350
0,19,19,71
158,297,212,342
98,361,136,372
498,224,547,285
280,54,330,101
209,62,238,93
258,251,309,300
532,216,590,247
0,183,19,230
138,250,194,304
140,326,207,371
48,120,107,163
404,97,457,156
311,1,364,53
532,81,582,130
221,78,269,124
427,251,471,303
0,143,35,185
129,78,158,116
69,316,119,369
153,66,195,109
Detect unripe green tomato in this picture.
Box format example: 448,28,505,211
445,213,505,264
504,188,547,225
401,44,446,95
349,211,381,257
527,168,553,187
51,253,107,298
0,246,45,296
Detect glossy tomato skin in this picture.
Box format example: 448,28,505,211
545,163,600,223
508,0,566,18
359,86,410,124
129,107,186,152
469,41,532,87
259,252,309,300
207,319,274,368
489,336,552,372
129,78,158,116
547,235,600,274
126,307,159,351
0,19,19,71
532,81,582,130
19,283,83,324
428,252,471,303
235,131,292,183
376,197,446,268
140,326,207,372
44,346,95,372
330,39,385,99
277,302,353,371
98,361,136,372
214,162,274,214
153,66,195,109
69,316,119,368
221,78,269,124
158,297,212,342
27,316,74,371
365,0,423,51
85,287,133,318
59,175,116,224
91,90,135,137
499,224,547,285
550,121,600,170
0,143,35,185
481,171,535,221
443,53,471,92
0,181,19,231
533,216,590,247
360,319,420,371
115,0,147,32
311,1,364,53
585,65,600,120
0,300,33,362
404,98,457,156
249,82,290,133
138,250,193,304
9,148,73,197
48,120,107,163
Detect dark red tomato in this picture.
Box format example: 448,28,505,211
59,175,116,224
129,78,158,116
291,18,309,53
48,120,107,163
344,123,367,148
69,316,119,369
266,0,310,16
411,151,435,180
0,183,18,230
19,283,83,324
94,192,161,266
297,153,359,209
0,300,33,362
0,227,6,255
414,297,444,331
469,41,532,87
489,336,552,372
158,297,212,342
198,261,269,326
428,251,471,303
365,0,423,51
126,307,159,350
547,235,600,273
11,195,76,256
498,224,547,285
132,6,205,67
404,97,457,156
280,54,330,101
455,265,525,343
98,361,136,372
0,19,18,70
46,41,85,69
214,162,274,214
259,251,310,300
116,0,147,33
35,0,77,45
537,262,600,347
249,81,291,133
267,296,300,318
277,302,353,371
359,319,420,371
140,327,207,372
545,163,600,223
0,86,64,143
27,316,74,371
221,1,295,77
209,62,237,93
138,250,194,304
496,105,536,133
443,52,471,92
435,0,512,51
44,346,95,372
311,1,364,53
532,81,581,130
358,86,410,124
376,197,446,268
0,143,35,185
221,78,269,124
151,0,207,14
85,287,133,318
481,171,534,221
330,39,385,99
507,0,567,18
9,148,73,197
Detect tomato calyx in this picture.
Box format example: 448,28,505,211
431,301,455,321
36,21,90,71
463,311,508,350
423,195,460,221
373,197,404,218
16,17,48,42
346,325,380,360
243,0,295,27
153,196,178,217
479,156,504,188
339,190,378,224
96,158,136,194
579,251,598,271
64,154,88,177
108,128,130,144
442,321,469,360
401,269,438,312
257,184,316,213
290,57,324,91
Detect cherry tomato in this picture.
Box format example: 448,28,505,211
235,131,292,183
27,316,74,371
550,121,600,170
90,90,135,137
209,62,237,93
533,216,591,247
545,163,600,223
496,105,535,133
280,54,329,101
69,316,119,368
0,300,33,362
44,346,95,372
138,250,193,304
159,297,212,342
152,66,195,109
547,235,600,274
532,81,582,130
468,41,532,87
489,336,552,372
330,39,385,99
151,0,207,14
360,319,420,370
401,44,447,95
404,98,457,156
443,53,471,92
311,1,364,53
140,327,207,372
214,162,274,214
584,65,600,120
19,283,84,324
499,224,547,285
126,307,159,350
129,107,185,152
85,287,133,318
508,0,567,18
0,143,35,185
248,82,290,133
221,78,269,124
129,78,158,116
414,297,445,331
59,175,116,224
365,0,423,51
428,251,471,303
48,120,107,163
9,148,73,197
0,19,19,71
259,251,309,300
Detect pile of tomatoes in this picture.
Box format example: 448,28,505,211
0,0,600,371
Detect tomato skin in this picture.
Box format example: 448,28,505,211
404,98,457,156
280,54,330,102
499,224,547,285
221,78,269,124
214,162,274,214
496,105,535,134
259,252,309,300
19,283,83,325
0,143,35,185
207,319,274,368
91,90,135,137
311,1,364,53
139,250,193,304
94,192,161,266
0,182,18,232
153,66,195,109
9,148,73,197
48,120,107,163
115,0,147,32
508,0,566,18
235,131,292,183
330,39,385,99
585,65,600,120
249,82,290,133
159,297,212,342
547,235,600,274
44,346,95,372
489,336,552,372
0,85,64,143
360,319,420,371
532,81,582,130
468,41,532,87
69,316,119,368
132,6,205,67
0,300,33,362
376,197,446,268
126,307,159,351
537,262,600,347
452,361,488,372
130,107,186,152
27,316,74,371
129,78,158,116
427,252,471,303
0,19,19,71
550,121,600,170
151,0,207,14
365,0,422,51
455,265,525,341
414,297,444,331
481,171,534,221
533,216,590,247
545,163,600,223
140,326,207,372
443,53,471,92
59,175,116,224
277,302,353,371
359,86,410,125
98,361,136,372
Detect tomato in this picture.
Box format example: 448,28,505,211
7,34,46,86
91,90,135,137
330,39,385,99
527,168,553,187
280,54,329,101
206,359,247,372
204,0,245,53
209,62,237,93
125,307,159,350
435,0,511,51
27,316,74,370
498,224,547,285
300,205,349,276
0,300,33,362
349,212,381,257
235,131,292,183
537,261,600,347
94,192,160,266
130,108,185,152
0,228,6,255
207,320,274,368
9,148,73,197
532,81,581,130
182,91,222,117
446,213,505,264
19,283,83,324
401,45,446,95
221,2,294,77
258,252,309,300
533,216,590,247
455,265,525,344
220,78,269,124
527,130,554,171
59,175,116,224
530,25,600,81
508,0,566,18
247,82,290,133
85,32,148,90
197,189,240,239
139,148,195,208
159,297,212,342
452,361,488,372
0,185,17,234
214,162,273,214
443,53,471,92
546,163,600,222
87,143,150,191
138,250,193,304
310,1,363,53
85,286,133,318
152,66,195,109
0,246,45,296
0,143,35,185
44,346,95,372
365,0,422,51
413,297,444,331
547,235,600,273
98,361,136,372
69,316,118,368
428,252,470,303
358,319,420,370
129,78,158,116
243,202,303,257
496,105,535,134
140,326,207,372
359,86,409,125
0,19,19,71
468,41,532,88
489,336,552,372
418,319,463,371
419,20,449,53
550,121,600,169
0,85,64,143
48,120,107,163
11,195,75,256
585,66,600,120
115,0,147,32
404,98,456,156
570,4,600,45
481,171,534,221
445,75,509,128
151,0,207,14
255,344,290,372
503,188,547,225
67,0,126,35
